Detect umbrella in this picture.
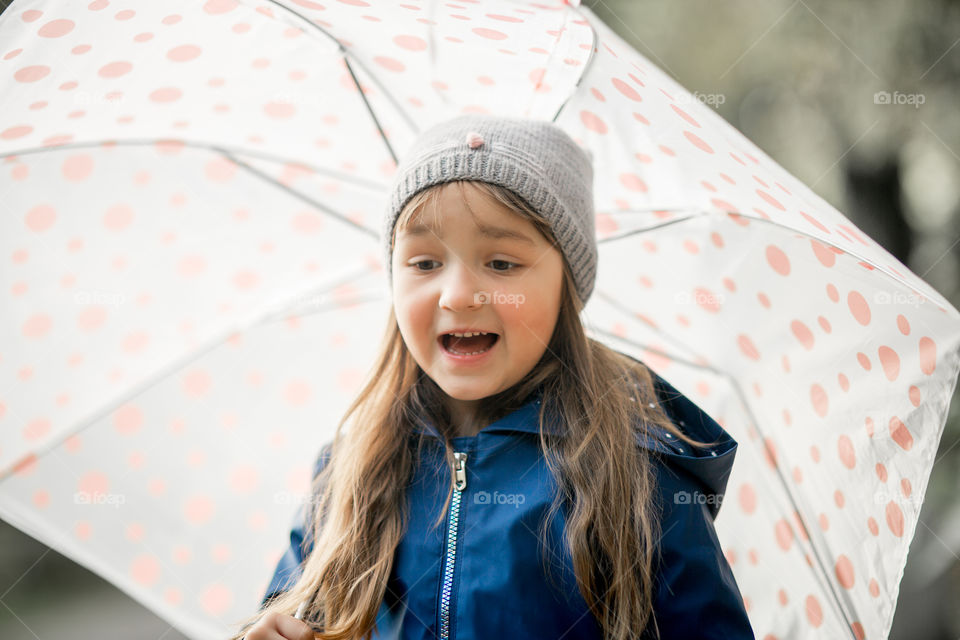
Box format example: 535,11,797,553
1,0,958,638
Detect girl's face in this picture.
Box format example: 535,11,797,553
392,182,565,408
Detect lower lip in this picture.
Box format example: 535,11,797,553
438,335,499,364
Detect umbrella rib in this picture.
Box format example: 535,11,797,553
0,266,378,483
260,0,422,159
590,327,863,638
550,2,600,123
217,146,379,240
597,207,955,312
0,138,388,193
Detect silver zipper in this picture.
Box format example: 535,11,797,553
439,451,467,639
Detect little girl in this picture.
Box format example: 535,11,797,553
234,115,754,640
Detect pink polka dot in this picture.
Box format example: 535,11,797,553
78,470,109,496
868,516,879,536
810,384,828,417
612,77,641,101
878,345,900,381
805,595,823,627
738,335,760,360
394,34,426,51
580,110,607,134
103,204,134,230
62,154,94,181
204,0,240,14
21,10,43,22
918,336,937,374
834,490,845,508
115,9,135,20
134,32,153,42
149,87,182,103
739,483,756,514
757,189,786,211
14,65,50,82
200,583,233,615
684,130,713,153
809,240,835,267
39,19,75,37
126,522,145,541
178,254,207,277
896,314,910,335
98,61,133,78
791,321,814,350
204,158,236,182
619,173,647,192
23,418,51,441
184,494,214,524
774,519,793,550
472,27,507,40
234,270,259,289
264,102,296,118
2,125,33,140
113,404,142,435
847,291,871,325
833,555,855,588
22,313,52,339
886,501,904,537
182,369,212,397
77,305,106,332
889,416,913,451
838,435,855,469
131,554,160,586
88,0,108,10
75,521,92,540
766,245,790,275
901,477,912,498
671,104,699,127
230,465,259,493
25,204,56,232
284,380,312,406
374,55,404,72
869,578,880,597
875,462,887,482
162,14,182,25
167,44,202,62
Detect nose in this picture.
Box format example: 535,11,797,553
437,259,482,311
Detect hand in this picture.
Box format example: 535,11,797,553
243,611,316,640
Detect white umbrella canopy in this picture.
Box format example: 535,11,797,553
1,0,958,638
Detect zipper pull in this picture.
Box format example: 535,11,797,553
453,452,467,491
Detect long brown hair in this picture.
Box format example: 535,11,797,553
230,181,718,640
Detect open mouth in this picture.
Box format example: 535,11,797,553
438,332,500,356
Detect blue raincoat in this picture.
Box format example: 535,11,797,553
260,367,755,639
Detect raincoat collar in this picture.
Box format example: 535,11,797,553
410,370,738,519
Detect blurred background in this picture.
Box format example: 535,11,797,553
1,0,958,638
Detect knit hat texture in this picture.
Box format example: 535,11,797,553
381,114,597,305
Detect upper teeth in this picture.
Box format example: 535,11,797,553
449,331,489,337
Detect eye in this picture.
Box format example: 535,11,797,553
490,260,519,272
411,260,439,272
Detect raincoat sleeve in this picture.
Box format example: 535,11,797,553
259,443,333,609
645,455,755,640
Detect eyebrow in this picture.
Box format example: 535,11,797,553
403,223,536,245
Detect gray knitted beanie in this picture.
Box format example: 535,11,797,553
381,114,597,305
